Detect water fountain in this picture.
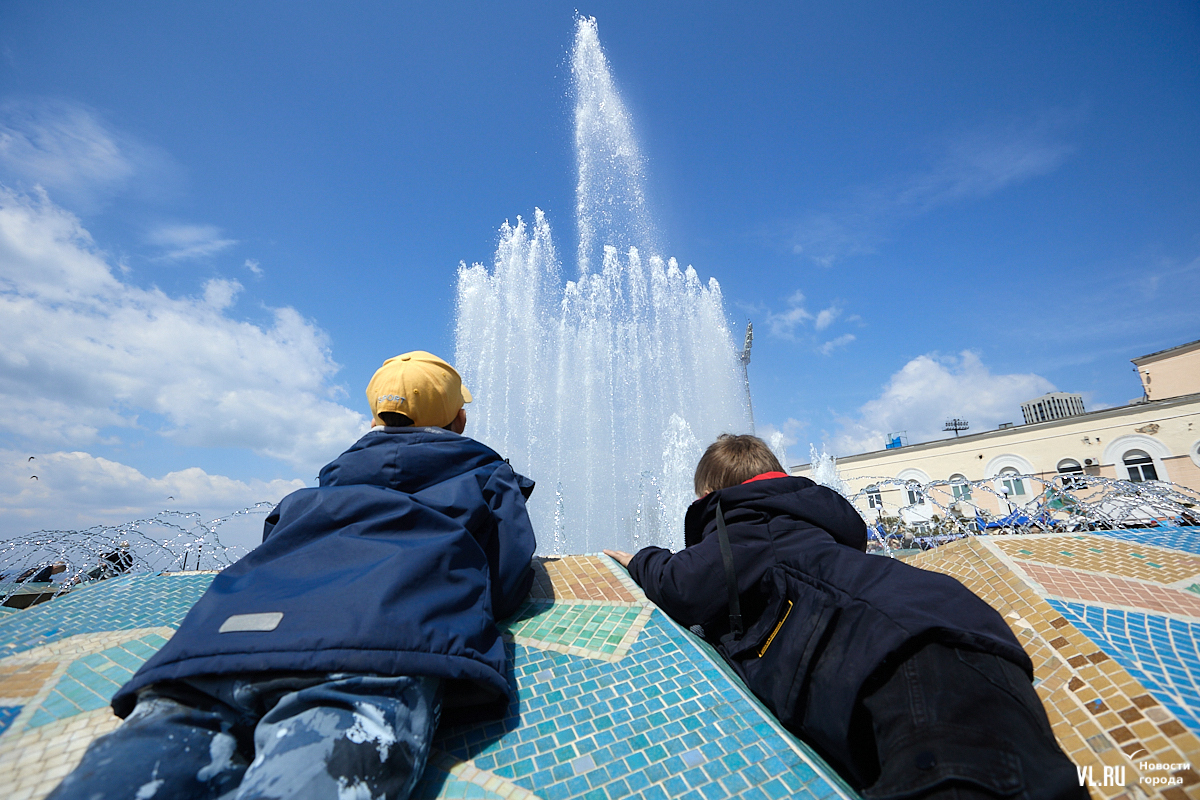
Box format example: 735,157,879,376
456,17,751,554
0,506,263,607
836,470,1200,554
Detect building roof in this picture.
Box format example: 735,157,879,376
793,391,1200,469
1131,337,1200,365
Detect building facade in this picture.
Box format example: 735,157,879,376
1020,392,1085,425
794,339,1200,527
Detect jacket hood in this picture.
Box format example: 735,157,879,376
321,428,533,498
684,475,867,551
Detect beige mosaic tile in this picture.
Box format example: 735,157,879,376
994,535,1200,586
0,707,121,800
532,556,639,603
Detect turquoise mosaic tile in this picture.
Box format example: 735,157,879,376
424,611,850,800
418,774,508,799
507,601,644,654
1049,598,1200,734
0,573,214,657
0,705,20,735
29,633,170,727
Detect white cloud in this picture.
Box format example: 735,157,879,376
761,291,856,356
0,98,175,210
765,291,811,339
1,449,303,551
245,258,263,277
0,186,368,471
814,305,841,331
147,222,237,260
789,118,1074,266
830,351,1054,455
818,334,855,355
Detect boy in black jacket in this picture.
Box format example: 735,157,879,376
607,434,1085,800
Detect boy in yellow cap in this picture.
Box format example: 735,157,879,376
50,352,537,800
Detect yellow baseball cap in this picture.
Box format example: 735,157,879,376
366,351,473,428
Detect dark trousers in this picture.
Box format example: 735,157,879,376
858,643,1088,800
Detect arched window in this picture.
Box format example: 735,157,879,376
1056,459,1084,489
1000,468,1025,497
906,481,925,506
1123,450,1158,483
866,484,883,509
950,474,972,501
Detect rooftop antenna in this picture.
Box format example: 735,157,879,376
741,321,755,434
943,418,970,437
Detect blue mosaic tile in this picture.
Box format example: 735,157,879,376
1089,525,1200,556
29,632,171,727
1049,598,1200,733
0,705,20,735
0,573,215,657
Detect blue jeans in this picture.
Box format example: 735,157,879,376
47,672,442,800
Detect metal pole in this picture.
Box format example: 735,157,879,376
741,321,755,434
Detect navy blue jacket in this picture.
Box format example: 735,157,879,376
113,427,537,718
628,476,1031,772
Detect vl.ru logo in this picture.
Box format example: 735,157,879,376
1077,765,1125,787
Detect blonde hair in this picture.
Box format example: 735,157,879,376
694,434,784,496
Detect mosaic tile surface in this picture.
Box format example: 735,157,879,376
1092,527,1200,557
0,560,854,800
910,533,1200,799
0,572,214,659
6,530,1200,800
1017,561,1200,617
996,535,1200,585
532,556,641,603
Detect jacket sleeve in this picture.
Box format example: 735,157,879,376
628,535,760,628
480,464,538,620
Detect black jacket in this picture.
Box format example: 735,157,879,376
113,427,537,719
628,476,1031,774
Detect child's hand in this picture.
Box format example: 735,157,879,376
603,549,632,568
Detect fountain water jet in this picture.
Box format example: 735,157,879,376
455,18,751,554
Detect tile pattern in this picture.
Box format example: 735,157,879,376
426,613,847,800
1051,600,1200,735
0,563,856,800
0,573,213,659
507,600,652,662
0,706,20,735
1088,527,1200,557
1017,561,1200,617
908,536,1200,800
27,634,169,728
995,536,1200,585
0,661,58,699
531,556,639,602
420,749,540,799
5,531,1200,800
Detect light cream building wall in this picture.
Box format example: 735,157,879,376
794,393,1200,517
793,338,1200,526
1133,338,1200,402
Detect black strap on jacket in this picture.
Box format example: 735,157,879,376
714,501,743,642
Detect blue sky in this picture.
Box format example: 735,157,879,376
1,2,1198,543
